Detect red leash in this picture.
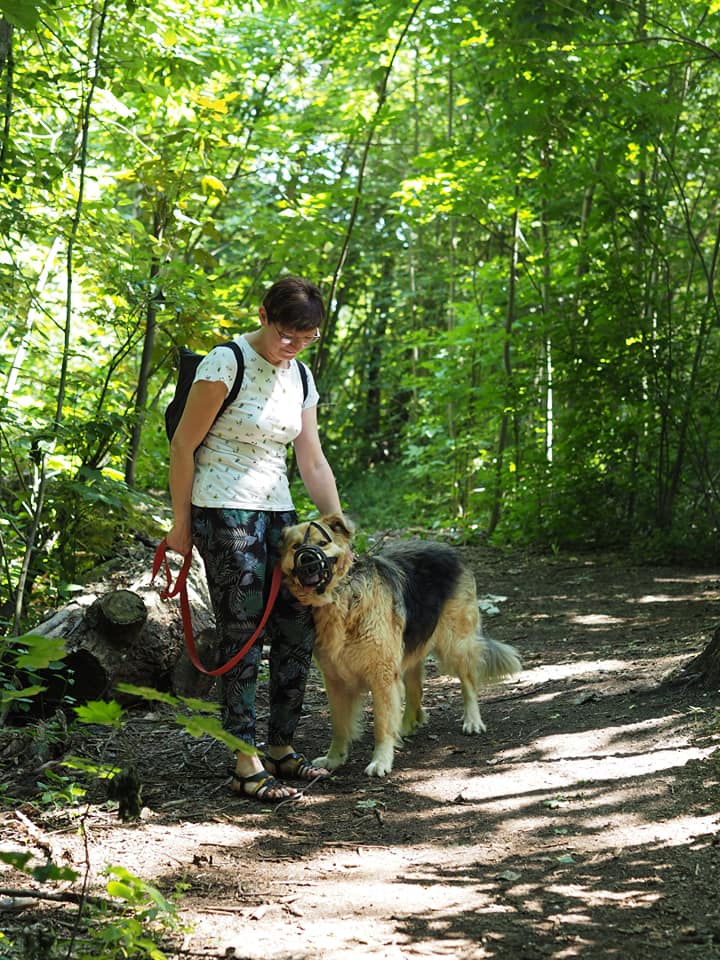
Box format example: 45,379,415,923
152,538,283,676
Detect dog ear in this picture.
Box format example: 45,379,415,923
322,513,355,540
336,548,354,577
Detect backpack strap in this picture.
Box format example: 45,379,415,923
296,359,309,402
216,344,306,416
219,341,244,414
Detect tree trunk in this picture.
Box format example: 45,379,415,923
125,198,166,487
664,626,720,689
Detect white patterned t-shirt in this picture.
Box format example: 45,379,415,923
190,335,319,511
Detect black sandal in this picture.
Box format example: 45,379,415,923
231,770,300,803
263,751,330,782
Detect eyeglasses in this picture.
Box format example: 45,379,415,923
272,324,321,348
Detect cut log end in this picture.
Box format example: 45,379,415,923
87,590,148,643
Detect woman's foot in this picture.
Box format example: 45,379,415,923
230,769,300,803
263,749,330,782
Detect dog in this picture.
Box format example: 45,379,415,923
280,514,521,777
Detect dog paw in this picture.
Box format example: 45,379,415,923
462,717,487,735
401,708,427,737
364,761,391,777
313,753,345,771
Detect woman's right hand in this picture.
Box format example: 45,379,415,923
165,523,192,557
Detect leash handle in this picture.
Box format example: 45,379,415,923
152,539,283,676
152,538,192,599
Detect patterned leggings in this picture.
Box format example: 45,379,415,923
191,506,316,749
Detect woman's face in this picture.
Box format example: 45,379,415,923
259,306,320,364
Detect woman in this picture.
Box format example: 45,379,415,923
165,276,343,802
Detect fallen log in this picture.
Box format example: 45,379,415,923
24,543,218,715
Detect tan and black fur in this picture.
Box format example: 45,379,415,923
280,514,521,777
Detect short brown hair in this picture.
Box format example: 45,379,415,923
262,276,324,331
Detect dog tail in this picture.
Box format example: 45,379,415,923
477,635,522,684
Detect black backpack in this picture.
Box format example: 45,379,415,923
164,341,309,442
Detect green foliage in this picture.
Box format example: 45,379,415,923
0,849,79,884
0,633,68,720
37,767,88,808
0,853,181,960
12,634,66,671
116,682,255,756
0,0,43,30
74,698,126,728
104,863,176,918
2,0,720,634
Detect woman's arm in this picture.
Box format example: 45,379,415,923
294,405,342,517
165,379,228,555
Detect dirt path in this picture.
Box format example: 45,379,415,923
2,547,720,959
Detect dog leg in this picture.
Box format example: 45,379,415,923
365,676,403,777
401,660,427,736
314,670,361,771
459,636,521,733
435,648,487,735
459,677,486,734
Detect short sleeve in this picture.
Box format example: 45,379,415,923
194,344,239,393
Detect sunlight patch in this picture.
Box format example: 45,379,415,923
501,713,696,763
635,587,720,602
546,882,662,906
518,659,627,685
571,613,625,626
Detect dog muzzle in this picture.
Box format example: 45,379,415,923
292,522,337,594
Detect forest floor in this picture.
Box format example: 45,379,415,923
2,542,720,960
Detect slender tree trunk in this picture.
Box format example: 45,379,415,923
364,257,394,462
406,43,421,412
125,198,166,487
4,237,63,400
0,16,13,180
540,189,553,465
487,207,519,537
12,1,109,633
316,0,424,383
446,63,461,514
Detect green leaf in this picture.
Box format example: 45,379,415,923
33,862,79,883
61,755,120,779
74,700,124,727
0,0,41,30
176,713,255,755
15,634,67,670
105,866,174,914
116,682,220,714
200,174,226,196
115,683,178,706
0,851,33,872
106,880,137,901
0,684,46,706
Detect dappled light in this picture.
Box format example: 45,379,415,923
636,593,718,605
3,545,719,960
3,0,720,957
518,659,629,683
571,614,626,626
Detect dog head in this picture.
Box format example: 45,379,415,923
280,513,355,606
